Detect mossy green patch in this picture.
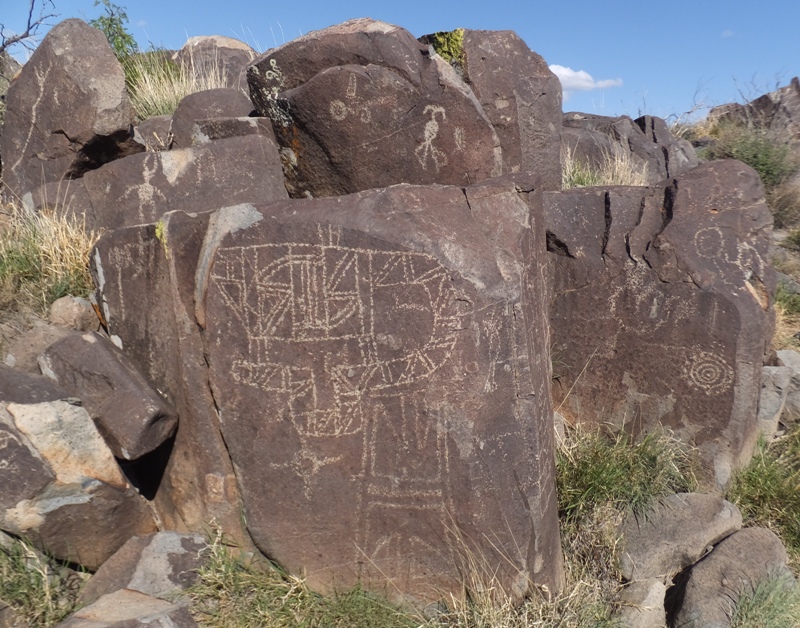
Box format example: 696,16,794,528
426,28,465,66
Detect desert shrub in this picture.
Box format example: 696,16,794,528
769,179,800,229
562,145,649,189
0,536,83,626
727,424,800,569
706,122,798,192
0,200,100,313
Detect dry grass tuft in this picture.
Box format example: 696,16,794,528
126,49,228,121
0,199,101,313
562,145,649,190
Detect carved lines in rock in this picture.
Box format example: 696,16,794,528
415,105,448,172
681,351,734,396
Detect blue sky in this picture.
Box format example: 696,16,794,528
4,0,799,121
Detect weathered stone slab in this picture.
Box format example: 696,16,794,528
169,88,253,149
248,18,502,198
78,532,206,607
133,114,172,151
0,19,142,202
39,332,178,460
198,176,561,605
91,214,246,543
757,365,793,439
449,29,562,190
82,135,287,230
546,160,774,488
616,579,667,628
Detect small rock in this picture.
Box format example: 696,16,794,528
78,532,207,607
777,349,800,425
757,365,793,439
619,493,742,581
616,578,667,628
49,296,100,331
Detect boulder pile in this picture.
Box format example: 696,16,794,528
0,15,793,626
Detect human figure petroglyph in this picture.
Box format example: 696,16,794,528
415,105,448,172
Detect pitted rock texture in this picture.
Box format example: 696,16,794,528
0,19,142,202
248,18,502,198
92,174,564,607
546,160,774,489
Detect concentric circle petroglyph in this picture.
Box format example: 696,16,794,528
694,227,725,259
681,351,734,395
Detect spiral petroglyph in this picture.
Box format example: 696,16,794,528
681,351,734,395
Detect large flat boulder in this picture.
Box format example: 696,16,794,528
0,19,142,202
546,160,774,489
248,18,502,198
174,35,257,92
92,174,564,606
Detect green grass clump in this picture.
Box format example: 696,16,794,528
775,283,800,315
188,530,418,628
0,201,101,313
727,425,800,570
706,122,797,191
0,536,82,626
730,573,800,628
556,425,697,523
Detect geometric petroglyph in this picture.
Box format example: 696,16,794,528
211,227,459,441
681,351,735,396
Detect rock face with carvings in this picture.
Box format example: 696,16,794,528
92,175,564,605
248,18,505,197
545,160,774,488
0,19,142,203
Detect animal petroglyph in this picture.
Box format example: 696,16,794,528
415,105,448,172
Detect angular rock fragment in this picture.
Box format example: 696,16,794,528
40,331,178,460
248,18,502,198
616,578,667,628
78,532,206,607
0,19,142,202
134,114,173,151
0,370,155,568
82,135,287,230
546,161,774,488
619,493,742,581
191,116,276,145
57,588,197,627
169,88,254,149
757,365,793,439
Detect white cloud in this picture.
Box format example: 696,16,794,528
548,64,623,100
721,30,734,38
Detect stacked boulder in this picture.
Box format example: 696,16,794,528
0,12,786,618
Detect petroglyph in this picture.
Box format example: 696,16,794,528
681,351,735,396
328,73,373,124
415,105,448,171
